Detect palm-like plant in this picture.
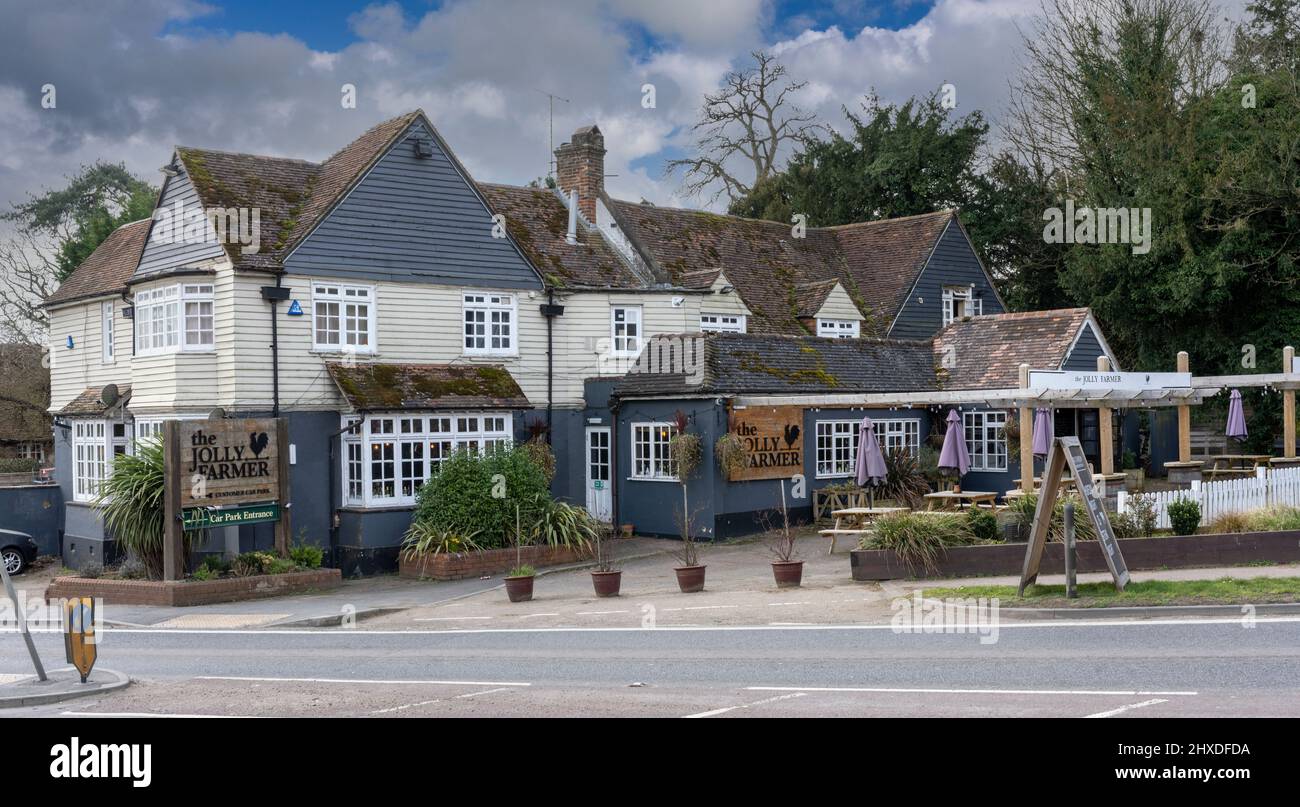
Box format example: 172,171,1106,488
96,438,201,579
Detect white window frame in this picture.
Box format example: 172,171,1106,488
17,442,45,462
313,282,376,353
101,301,114,363
611,306,643,357
817,318,859,339
699,313,746,333
462,292,516,357
72,420,108,502
964,410,1008,472
630,421,677,481
942,284,982,327
341,412,513,508
815,418,921,479
134,282,214,355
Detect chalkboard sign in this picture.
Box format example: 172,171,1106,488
1018,436,1129,594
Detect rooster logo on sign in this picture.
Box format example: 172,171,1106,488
248,431,270,457
783,423,800,448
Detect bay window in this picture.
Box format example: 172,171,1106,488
342,413,513,507
135,283,213,354
964,410,1008,471
630,421,677,481
72,421,107,502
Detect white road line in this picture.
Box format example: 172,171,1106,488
769,622,816,626
195,675,531,687
768,601,812,606
62,711,258,718
413,616,493,622
12,615,1297,637
576,610,629,615
370,698,444,715
521,613,560,618
748,686,1197,697
456,687,512,699
1085,698,1170,718
684,692,807,718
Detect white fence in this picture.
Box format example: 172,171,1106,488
1117,466,1300,530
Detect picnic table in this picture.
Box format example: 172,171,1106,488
1207,454,1270,480
922,490,999,511
819,506,907,554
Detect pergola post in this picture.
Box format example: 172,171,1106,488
1285,346,1295,459
1163,350,1203,488
1097,355,1114,476
1019,364,1034,493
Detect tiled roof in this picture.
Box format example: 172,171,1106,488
327,362,531,411
477,184,641,288
45,219,150,306
933,308,1091,390
57,385,132,417
613,332,938,398
828,210,956,325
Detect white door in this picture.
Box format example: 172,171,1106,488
585,427,612,522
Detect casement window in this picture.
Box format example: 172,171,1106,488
135,283,213,355
17,442,45,462
72,421,107,502
611,306,642,356
133,415,203,447
815,418,921,478
101,302,114,363
941,285,981,327
699,313,746,333
341,413,512,507
817,319,859,339
964,410,1008,472
314,283,375,352
630,422,677,481
463,292,515,356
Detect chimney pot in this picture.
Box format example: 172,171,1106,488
555,124,605,222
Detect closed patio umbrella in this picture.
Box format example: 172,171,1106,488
855,417,888,508
1032,407,1054,458
938,409,970,488
1226,388,1248,442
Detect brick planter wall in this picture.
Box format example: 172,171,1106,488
850,530,1300,581
399,544,591,581
44,568,343,607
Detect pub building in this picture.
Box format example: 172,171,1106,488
42,111,1184,572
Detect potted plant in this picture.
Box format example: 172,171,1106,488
590,525,622,597
768,479,803,588
504,505,535,603
620,523,634,538
668,410,706,593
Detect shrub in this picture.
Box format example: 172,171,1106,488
1207,510,1253,535
96,438,202,579
528,494,597,553
1007,493,1098,542
117,556,147,580
266,557,297,575
1121,450,1138,471
411,446,549,548
201,554,231,575
965,508,1000,543
79,561,104,579
289,542,324,569
861,512,974,571
191,566,213,581
401,523,484,560
1242,506,1300,532
520,437,556,484
508,564,536,578
879,448,932,508
0,458,38,474
1167,499,1201,536
232,551,276,577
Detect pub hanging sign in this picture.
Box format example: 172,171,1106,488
178,419,280,508
727,406,805,481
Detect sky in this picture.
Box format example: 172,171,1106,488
0,0,1252,221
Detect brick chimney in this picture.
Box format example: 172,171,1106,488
554,125,605,222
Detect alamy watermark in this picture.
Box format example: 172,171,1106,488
1042,200,1151,255
151,200,261,255
891,591,1000,644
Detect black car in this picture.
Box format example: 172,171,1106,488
0,529,38,575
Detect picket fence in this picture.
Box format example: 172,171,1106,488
1117,466,1300,530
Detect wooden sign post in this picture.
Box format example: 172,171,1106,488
1018,436,1129,595
162,415,291,580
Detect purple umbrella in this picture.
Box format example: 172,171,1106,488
1032,407,1054,458
938,409,970,480
1226,389,1248,442
855,417,888,507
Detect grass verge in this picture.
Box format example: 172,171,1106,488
922,576,1300,608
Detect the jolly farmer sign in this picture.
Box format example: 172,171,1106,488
179,419,279,508
728,406,804,481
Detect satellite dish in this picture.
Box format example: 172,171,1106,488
99,384,119,407
208,407,226,420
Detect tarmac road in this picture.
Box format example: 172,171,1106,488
3,615,1299,717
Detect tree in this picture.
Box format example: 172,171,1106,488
0,162,155,343
666,51,826,204
1232,0,1300,73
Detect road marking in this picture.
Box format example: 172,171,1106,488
18,615,1299,637
0,673,32,684
412,616,493,622
662,604,740,612
370,698,444,715
1085,698,1169,718
747,686,1197,696
195,675,531,687
62,711,258,718
576,610,629,615
684,692,807,719
769,622,816,626
768,601,812,606
457,687,512,699
521,613,560,618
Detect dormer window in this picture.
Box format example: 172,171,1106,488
942,285,981,326
816,319,859,339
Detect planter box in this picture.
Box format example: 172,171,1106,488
399,544,591,581
44,568,342,607
851,530,1300,581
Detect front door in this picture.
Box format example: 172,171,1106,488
585,427,612,522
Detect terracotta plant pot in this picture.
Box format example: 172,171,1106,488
504,575,534,603
591,570,622,597
620,524,635,538
771,560,804,589
674,564,706,593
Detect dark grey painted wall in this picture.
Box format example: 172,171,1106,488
1062,323,1107,371
888,220,1005,340
0,485,62,555
285,120,542,290
133,164,226,278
